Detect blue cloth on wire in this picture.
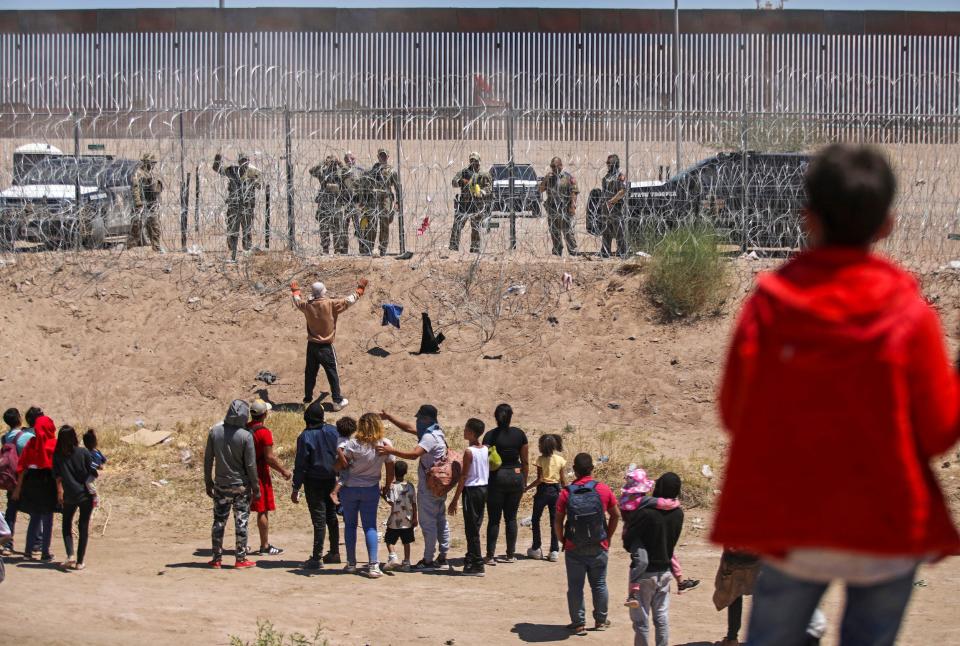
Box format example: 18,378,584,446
381,303,404,328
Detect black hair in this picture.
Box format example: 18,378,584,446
538,434,557,457
550,433,564,453
24,406,43,427
336,416,357,438
804,144,896,247
3,407,21,429
653,472,682,499
394,460,408,480
56,425,79,458
465,418,485,438
573,452,594,478
83,429,98,450
250,411,267,422
494,403,513,430
304,400,325,427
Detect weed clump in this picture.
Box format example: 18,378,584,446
647,225,728,320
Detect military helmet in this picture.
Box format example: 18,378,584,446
468,151,481,162
140,152,157,164
238,152,250,162
377,148,389,157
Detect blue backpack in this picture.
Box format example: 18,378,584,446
564,480,607,554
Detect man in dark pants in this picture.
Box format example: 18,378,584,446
291,278,367,411
291,401,340,570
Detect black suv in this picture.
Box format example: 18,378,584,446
587,152,811,250
489,163,541,217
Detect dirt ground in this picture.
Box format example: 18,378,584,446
2,248,960,645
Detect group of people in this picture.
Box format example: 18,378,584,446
125,148,633,260
0,407,106,575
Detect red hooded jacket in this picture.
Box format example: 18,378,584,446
18,415,57,472
712,248,960,557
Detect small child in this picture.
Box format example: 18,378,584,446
83,429,106,506
383,460,417,572
620,468,698,608
525,434,567,561
330,416,356,509
447,418,489,576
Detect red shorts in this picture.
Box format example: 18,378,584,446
250,477,275,513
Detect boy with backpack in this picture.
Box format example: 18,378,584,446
1,408,33,556
714,144,960,645
554,453,621,636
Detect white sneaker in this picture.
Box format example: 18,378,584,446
384,554,401,571
366,563,383,579
548,551,560,562
331,398,349,412
526,547,543,560
344,562,357,574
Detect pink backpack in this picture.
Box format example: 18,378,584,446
0,432,23,491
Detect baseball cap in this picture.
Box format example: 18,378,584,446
250,399,272,416
415,404,438,421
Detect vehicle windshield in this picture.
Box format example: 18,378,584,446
19,157,135,187
490,165,537,181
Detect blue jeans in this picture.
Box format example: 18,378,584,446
418,485,449,562
26,512,53,557
340,485,380,566
565,550,609,626
531,483,560,552
748,563,917,646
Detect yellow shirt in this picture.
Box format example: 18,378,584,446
537,453,566,484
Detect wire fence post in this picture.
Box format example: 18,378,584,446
507,108,517,251
73,113,81,206
178,111,188,251
740,109,749,253
284,106,295,250
394,111,406,255
194,164,200,237
264,183,271,250
624,114,632,256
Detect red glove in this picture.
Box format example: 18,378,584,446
290,280,301,297
357,278,368,296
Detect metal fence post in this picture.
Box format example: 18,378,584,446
194,164,200,236
624,115,632,256
178,111,188,251
264,183,271,250
394,111,407,255
73,113,81,206
284,107,295,250
507,108,517,251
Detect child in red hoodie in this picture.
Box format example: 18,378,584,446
712,144,960,646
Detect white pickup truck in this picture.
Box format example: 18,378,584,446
0,149,137,250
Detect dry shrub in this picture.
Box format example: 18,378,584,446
230,620,328,646
647,224,728,320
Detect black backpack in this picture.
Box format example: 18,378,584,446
564,480,607,555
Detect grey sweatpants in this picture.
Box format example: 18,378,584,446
417,485,450,562
630,571,672,646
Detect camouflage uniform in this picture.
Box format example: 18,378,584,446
450,153,492,253
127,153,163,251
213,153,262,257
540,167,580,256
211,486,252,562
309,156,344,254
359,151,402,256
600,162,627,258
339,155,365,254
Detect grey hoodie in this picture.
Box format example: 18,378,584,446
203,399,259,498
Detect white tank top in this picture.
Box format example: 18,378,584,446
464,445,489,487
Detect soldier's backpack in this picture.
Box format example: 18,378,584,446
0,432,23,491
563,480,607,555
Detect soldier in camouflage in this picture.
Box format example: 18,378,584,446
309,155,344,255
599,153,628,258
539,156,580,257
213,152,263,261
339,152,365,255
359,148,402,257
450,151,492,253
127,152,164,253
